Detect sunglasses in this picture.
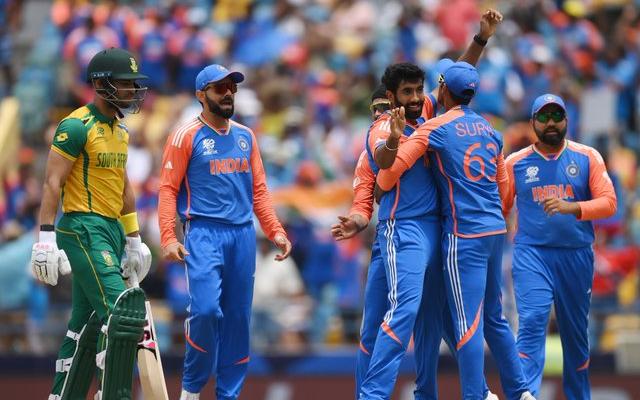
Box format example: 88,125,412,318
535,110,565,123
205,82,238,95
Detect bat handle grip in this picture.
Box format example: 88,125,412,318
129,270,140,288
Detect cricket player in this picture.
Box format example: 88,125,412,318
30,47,151,400
504,94,617,399
355,11,504,400
158,64,292,400
332,84,389,398
377,60,535,400
334,85,497,400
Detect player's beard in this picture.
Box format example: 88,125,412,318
207,95,234,119
537,125,567,146
393,95,423,121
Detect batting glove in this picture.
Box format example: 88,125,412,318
121,236,151,286
30,230,71,286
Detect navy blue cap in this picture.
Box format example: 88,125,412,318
531,94,566,117
195,64,245,91
436,58,479,101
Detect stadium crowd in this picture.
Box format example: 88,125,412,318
0,0,638,357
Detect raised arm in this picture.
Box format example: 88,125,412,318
377,119,433,191
430,9,503,98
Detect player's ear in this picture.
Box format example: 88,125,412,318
195,90,205,103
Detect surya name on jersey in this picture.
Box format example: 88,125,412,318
96,152,127,168
454,120,495,137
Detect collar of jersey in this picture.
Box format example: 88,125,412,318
533,140,567,161
87,103,114,123
198,114,230,136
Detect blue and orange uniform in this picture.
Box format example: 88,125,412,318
158,114,285,398
358,94,445,400
349,150,387,397
504,138,616,399
378,96,529,399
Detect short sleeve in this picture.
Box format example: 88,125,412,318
51,118,87,161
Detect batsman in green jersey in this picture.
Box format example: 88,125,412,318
30,48,152,400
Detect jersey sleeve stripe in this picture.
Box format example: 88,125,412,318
172,119,201,148
505,145,534,167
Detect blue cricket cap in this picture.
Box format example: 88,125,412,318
436,58,479,101
531,94,566,117
195,64,245,91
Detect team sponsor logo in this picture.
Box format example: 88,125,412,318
525,166,540,183
238,137,249,152
566,162,579,177
101,251,114,267
164,161,173,170
96,127,105,136
203,138,217,155
55,132,68,142
130,57,139,73
209,158,250,175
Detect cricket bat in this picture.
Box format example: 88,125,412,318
130,271,169,400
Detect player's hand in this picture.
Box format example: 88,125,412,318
389,106,406,142
30,230,71,286
541,197,581,217
121,236,152,284
162,241,189,262
478,9,503,41
273,233,292,261
331,215,366,241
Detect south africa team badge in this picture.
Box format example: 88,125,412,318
101,250,114,267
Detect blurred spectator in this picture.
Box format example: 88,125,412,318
0,0,21,97
167,7,220,92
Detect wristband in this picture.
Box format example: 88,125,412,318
473,34,488,46
40,224,55,232
384,142,398,151
119,212,140,235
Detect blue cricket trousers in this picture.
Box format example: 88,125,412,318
182,219,256,399
359,216,440,400
513,244,594,400
443,233,528,400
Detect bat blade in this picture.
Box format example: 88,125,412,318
137,300,169,400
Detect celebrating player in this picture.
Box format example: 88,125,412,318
356,10,506,400
377,60,535,400
31,48,151,400
504,94,617,399
158,64,292,400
